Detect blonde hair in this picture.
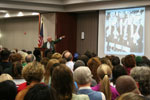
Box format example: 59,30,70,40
97,64,112,100
44,59,59,85
51,52,62,60
22,61,45,83
0,74,13,82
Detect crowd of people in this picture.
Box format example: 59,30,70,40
0,47,150,100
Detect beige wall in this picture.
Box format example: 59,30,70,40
41,13,56,42
0,16,39,51
77,12,98,54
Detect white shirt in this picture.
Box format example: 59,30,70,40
66,61,74,72
47,42,51,49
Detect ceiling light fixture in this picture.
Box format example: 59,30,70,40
17,12,24,16
32,12,39,15
4,13,10,18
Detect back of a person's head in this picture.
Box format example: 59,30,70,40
84,50,93,59
73,60,85,71
112,64,127,84
97,64,112,100
87,57,101,83
74,66,92,85
12,61,23,78
24,84,52,100
111,56,120,66
51,52,62,60
100,57,113,69
22,61,45,84
0,49,11,61
78,54,89,66
63,51,73,61
9,53,22,63
40,57,49,69
116,92,145,100
124,55,136,68
25,54,35,63
33,49,41,57
0,74,13,82
130,66,150,96
0,80,17,100
51,64,73,100
116,75,140,95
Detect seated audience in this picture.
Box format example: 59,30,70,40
116,92,145,100
112,64,127,86
130,66,150,97
73,60,85,71
92,64,119,100
0,80,17,100
43,59,60,85
74,66,106,100
12,61,26,86
51,64,89,100
16,61,45,100
0,73,13,82
63,51,74,72
24,84,52,100
0,49,12,74
115,75,141,95
124,54,136,74
87,57,101,83
25,54,35,64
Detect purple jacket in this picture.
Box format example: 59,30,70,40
91,84,119,100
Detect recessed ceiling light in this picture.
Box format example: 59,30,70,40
32,12,39,15
4,13,10,17
17,12,24,16
0,10,7,13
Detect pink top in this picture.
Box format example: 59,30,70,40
91,84,119,100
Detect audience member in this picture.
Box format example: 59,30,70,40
130,66,150,96
111,56,120,66
100,57,113,70
74,67,106,100
40,57,49,69
16,61,45,95
24,84,52,100
25,54,35,63
51,52,62,60
78,54,89,66
73,60,85,71
87,57,101,83
116,92,145,100
124,55,136,74
0,80,17,100
33,49,41,62
63,51,74,72
92,64,119,100
43,59,59,85
0,73,13,82
112,64,127,85
51,64,89,100
115,75,141,95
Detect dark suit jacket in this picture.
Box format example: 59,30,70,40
42,38,61,53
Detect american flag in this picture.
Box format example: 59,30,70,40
38,15,44,48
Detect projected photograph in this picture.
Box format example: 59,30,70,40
105,7,145,55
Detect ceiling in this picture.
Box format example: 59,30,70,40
0,0,150,18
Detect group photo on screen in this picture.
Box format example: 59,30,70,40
105,7,145,55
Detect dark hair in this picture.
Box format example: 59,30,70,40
0,49,11,60
111,56,120,66
51,64,73,100
112,65,127,84
78,55,89,66
73,60,85,71
84,50,93,59
33,49,41,62
0,80,17,100
24,84,52,100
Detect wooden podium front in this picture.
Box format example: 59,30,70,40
35,48,47,57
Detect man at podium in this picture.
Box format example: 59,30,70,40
42,35,65,53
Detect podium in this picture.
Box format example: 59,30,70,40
34,48,47,57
